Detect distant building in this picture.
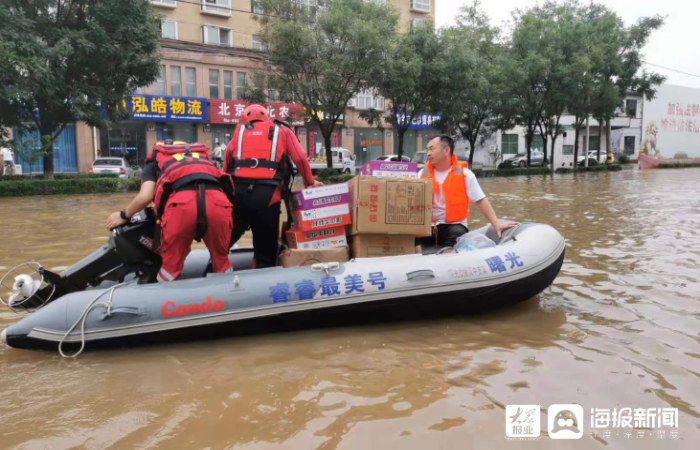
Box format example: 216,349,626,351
459,92,646,169
12,0,436,173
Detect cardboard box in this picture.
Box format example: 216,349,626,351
291,203,352,231
286,226,347,250
279,246,350,268
360,161,419,177
351,234,418,258
347,176,432,236
291,183,351,211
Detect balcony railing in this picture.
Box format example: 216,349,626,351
201,0,231,17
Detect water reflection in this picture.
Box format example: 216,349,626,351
1,168,699,447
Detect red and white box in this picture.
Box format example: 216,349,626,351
286,226,347,250
291,203,352,232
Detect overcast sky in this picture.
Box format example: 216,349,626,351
435,0,700,89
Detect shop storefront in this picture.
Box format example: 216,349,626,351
354,128,384,166
393,112,441,159
100,121,147,166
14,124,78,174
208,99,306,150
122,94,208,165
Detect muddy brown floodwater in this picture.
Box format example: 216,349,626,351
0,168,698,449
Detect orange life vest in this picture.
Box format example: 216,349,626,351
420,154,470,223
229,120,288,184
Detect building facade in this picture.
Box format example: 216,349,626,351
460,92,646,169
57,0,435,172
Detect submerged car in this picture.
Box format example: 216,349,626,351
577,150,612,165
498,150,545,168
90,157,134,178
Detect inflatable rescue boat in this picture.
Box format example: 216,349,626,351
0,211,564,354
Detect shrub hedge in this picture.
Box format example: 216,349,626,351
0,176,139,197
658,162,700,169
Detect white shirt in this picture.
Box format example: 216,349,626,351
214,145,224,159
431,166,485,227
1,148,13,162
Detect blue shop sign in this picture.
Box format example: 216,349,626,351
125,95,208,123
394,112,442,130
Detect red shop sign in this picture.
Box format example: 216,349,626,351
209,100,306,126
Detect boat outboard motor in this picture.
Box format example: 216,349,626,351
0,208,161,310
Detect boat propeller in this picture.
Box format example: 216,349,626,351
0,262,55,311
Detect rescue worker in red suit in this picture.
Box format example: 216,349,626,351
107,141,235,282
224,104,322,268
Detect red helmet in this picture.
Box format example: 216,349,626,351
240,104,270,123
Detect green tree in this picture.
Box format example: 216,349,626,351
584,3,664,162
0,1,161,177
256,0,396,167
437,2,511,166
361,20,440,159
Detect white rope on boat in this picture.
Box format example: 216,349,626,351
58,282,126,358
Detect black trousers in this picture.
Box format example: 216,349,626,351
416,223,468,249
230,183,281,268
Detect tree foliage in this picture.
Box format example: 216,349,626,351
0,0,161,176
256,0,396,167
361,20,441,159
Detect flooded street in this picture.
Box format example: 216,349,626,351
0,168,698,448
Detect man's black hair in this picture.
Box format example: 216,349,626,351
439,135,455,154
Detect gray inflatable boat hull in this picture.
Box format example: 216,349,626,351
2,223,565,351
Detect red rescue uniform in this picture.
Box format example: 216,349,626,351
224,119,314,267
147,142,235,282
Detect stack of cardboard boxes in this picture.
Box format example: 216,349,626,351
349,161,432,257
280,160,433,266
280,183,352,267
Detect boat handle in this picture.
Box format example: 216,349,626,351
406,269,435,281
499,223,522,244
101,306,141,319
311,262,341,276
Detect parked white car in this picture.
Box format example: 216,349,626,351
577,150,613,165
90,157,134,178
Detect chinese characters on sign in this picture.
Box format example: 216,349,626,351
209,100,306,126
590,407,679,440
394,112,442,130
267,272,387,303
125,95,208,123
662,102,700,134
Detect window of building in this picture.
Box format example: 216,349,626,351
562,144,574,155
209,69,220,99
202,0,231,17
252,35,267,51
154,65,166,95
185,67,197,96
236,72,247,100
366,0,386,5
267,76,278,102
170,66,181,96
223,70,233,100
624,136,635,155
625,99,637,118
151,0,177,8
411,19,426,28
202,25,232,46
350,89,383,110
501,134,518,154
588,135,600,151
410,0,430,13
161,19,178,39
531,135,544,152
251,0,264,14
